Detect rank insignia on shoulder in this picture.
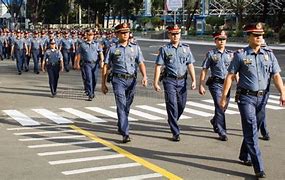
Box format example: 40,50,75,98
264,54,269,61
182,43,189,47
237,49,244,53
243,58,252,65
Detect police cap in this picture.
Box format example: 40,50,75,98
167,25,181,33
244,22,264,35
115,23,130,33
212,30,227,39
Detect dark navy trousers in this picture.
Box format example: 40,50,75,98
14,50,24,73
238,94,266,174
82,62,99,98
61,49,71,71
209,82,230,136
163,77,187,136
46,64,60,95
31,49,40,73
112,77,136,136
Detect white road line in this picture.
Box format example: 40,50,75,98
85,107,137,121
49,154,124,165
3,110,40,126
267,99,281,104
60,108,106,123
110,173,163,180
62,163,141,175
158,103,212,117
229,98,284,110
110,106,163,120
32,109,73,124
38,147,110,156
18,135,85,141
28,140,96,149
202,99,239,109
136,105,190,119
269,95,280,99
7,125,69,131
186,101,239,114
14,129,76,136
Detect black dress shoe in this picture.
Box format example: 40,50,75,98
18,72,22,75
172,135,180,142
218,135,228,141
87,96,93,101
122,135,131,143
261,134,270,141
255,171,266,178
240,160,252,166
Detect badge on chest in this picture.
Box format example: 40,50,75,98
243,58,252,65
212,54,219,62
114,49,121,56
264,54,269,61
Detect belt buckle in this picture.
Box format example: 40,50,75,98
257,90,264,96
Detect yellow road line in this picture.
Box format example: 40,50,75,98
70,125,183,180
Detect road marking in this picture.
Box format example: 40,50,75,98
62,163,141,175
14,129,76,136
60,108,106,123
70,125,182,179
186,101,239,114
202,99,239,109
28,140,96,148
85,107,137,121
3,110,40,126
32,109,73,124
267,99,281,104
49,154,124,165
158,103,212,117
7,125,69,131
110,173,163,180
18,135,85,141
38,147,110,156
269,95,280,99
110,106,164,120
136,105,190,119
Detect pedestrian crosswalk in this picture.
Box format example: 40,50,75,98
2,97,284,127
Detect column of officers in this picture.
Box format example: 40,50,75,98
2,22,285,178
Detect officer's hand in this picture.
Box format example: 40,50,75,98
191,81,196,90
100,61,104,69
280,93,285,106
199,85,206,95
219,97,227,111
101,84,108,94
141,77,148,87
41,68,45,73
74,64,80,70
153,83,161,92
60,68,64,72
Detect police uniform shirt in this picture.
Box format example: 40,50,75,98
24,37,31,49
31,37,41,50
59,38,72,50
202,48,233,79
228,46,281,91
0,35,5,46
156,43,195,77
13,38,25,50
105,42,144,75
77,40,102,63
44,49,63,64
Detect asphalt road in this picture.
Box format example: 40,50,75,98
0,39,284,180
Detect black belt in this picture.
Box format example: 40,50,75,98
165,73,186,80
239,88,267,96
211,76,224,84
113,73,136,79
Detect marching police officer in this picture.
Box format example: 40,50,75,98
101,23,147,143
30,31,42,74
75,29,104,101
42,39,64,97
59,31,74,72
153,25,196,141
220,23,285,178
199,30,234,141
11,30,28,75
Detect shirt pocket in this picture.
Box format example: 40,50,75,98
179,55,187,64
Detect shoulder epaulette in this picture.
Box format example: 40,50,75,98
236,49,244,53
181,43,189,47
262,47,273,52
130,42,137,45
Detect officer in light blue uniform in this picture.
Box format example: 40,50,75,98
102,23,147,143
11,30,28,75
23,31,31,72
153,25,196,142
42,39,64,97
199,30,234,141
30,31,42,74
75,29,104,101
220,23,285,178
59,31,74,72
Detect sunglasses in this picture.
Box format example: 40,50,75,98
217,38,227,41
252,34,263,37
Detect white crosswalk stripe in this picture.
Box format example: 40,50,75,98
3,110,40,126
186,101,239,114
60,108,106,123
110,173,163,180
32,109,73,124
229,98,284,110
85,107,138,121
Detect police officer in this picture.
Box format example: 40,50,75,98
30,31,42,74
75,29,104,101
41,39,64,97
153,25,196,141
220,23,285,178
23,31,31,72
11,30,28,75
199,30,234,141
101,23,147,143
59,31,74,72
